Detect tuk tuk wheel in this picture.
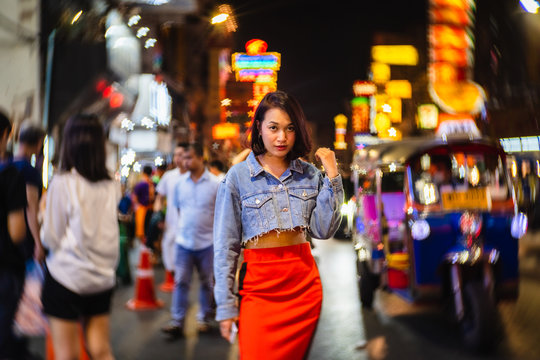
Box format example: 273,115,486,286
460,281,500,352
358,261,378,309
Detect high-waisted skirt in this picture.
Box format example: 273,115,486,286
238,242,322,360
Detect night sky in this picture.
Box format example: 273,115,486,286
229,0,427,146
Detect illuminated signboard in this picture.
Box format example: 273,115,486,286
428,0,485,115
500,137,540,153
232,53,281,71
430,25,470,49
430,7,472,26
351,97,370,133
417,104,439,129
431,48,470,67
149,79,172,126
371,62,390,83
334,114,348,150
387,97,402,123
353,81,376,97
212,122,240,140
230,39,282,114
374,113,391,134
237,69,276,82
385,80,412,99
435,116,481,138
371,45,418,66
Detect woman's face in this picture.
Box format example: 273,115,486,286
259,108,295,159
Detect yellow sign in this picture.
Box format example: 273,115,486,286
430,81,485,115
374,113,391,135
212,122,240,140
387,97,402,123
385,80,412,99
418,104,439,129
371,45,418,66
371,62,390,83
441,188,490,210
334,114,348,150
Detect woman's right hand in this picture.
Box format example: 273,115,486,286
219,318,237,342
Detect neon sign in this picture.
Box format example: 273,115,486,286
232,54,281,71
237,69,276,82
230,39,282,116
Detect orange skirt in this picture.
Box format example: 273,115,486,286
238,242,322,360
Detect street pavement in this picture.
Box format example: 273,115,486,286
29,238,369,360
27,230,540,360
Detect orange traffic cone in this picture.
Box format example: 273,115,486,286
159,270,175,292
126,245,164,310
46,325,90,359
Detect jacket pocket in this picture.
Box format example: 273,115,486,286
241,193,273,230
289,187,318,222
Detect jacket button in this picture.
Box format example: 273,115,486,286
282,207,288,212
255,199,260,204
302,191,307,197
278,184,283,189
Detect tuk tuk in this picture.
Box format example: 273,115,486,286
351,136,527,351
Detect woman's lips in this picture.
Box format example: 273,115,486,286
276,145,287,151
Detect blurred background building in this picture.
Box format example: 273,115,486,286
1,0,540,196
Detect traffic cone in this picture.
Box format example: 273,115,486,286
159,270,175,292
46,325,90,360
126,245,164,310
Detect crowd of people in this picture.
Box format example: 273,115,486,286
0,90,344,360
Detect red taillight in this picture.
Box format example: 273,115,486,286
460,212,482,245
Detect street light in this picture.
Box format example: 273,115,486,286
211,13,229,25
520,0,539,13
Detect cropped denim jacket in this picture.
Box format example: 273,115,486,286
213,151,344,321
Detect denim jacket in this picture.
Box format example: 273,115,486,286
213,151,344,321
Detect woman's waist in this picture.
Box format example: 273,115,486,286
244,228,307,249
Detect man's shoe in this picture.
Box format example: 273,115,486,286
161,324,183,340
197,322,211,333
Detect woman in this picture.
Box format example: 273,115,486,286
41,114,119,360
214,91,344,359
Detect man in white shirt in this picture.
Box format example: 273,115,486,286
153,143,188,275
161,142,220,339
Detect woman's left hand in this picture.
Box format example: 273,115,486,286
315,147,339,179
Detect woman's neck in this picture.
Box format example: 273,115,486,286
258,154,288,179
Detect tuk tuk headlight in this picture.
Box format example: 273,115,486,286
511,212,528,239
411,219,430,240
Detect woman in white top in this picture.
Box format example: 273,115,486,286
41,113,120,360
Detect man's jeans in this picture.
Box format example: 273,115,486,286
171,244,215,326
0,271,25,358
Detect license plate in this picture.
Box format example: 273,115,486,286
441,188,490,210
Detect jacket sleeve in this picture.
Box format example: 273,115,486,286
40,176,68,251
213,176,242,321
308,173,344,239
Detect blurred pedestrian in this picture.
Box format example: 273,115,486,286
208,159,226,181
152,143,189,277
213,90,344,359
0,111,29,359
161,142,220,339
41,113,120,360
132,165,155,248
152,161,168,187
12,122,46,264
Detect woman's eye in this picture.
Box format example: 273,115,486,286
287,127,295,132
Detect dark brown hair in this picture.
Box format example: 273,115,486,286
18,123,45,146
250,91,312,160
60,113,111,182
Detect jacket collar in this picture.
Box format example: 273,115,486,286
247,151,304,178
